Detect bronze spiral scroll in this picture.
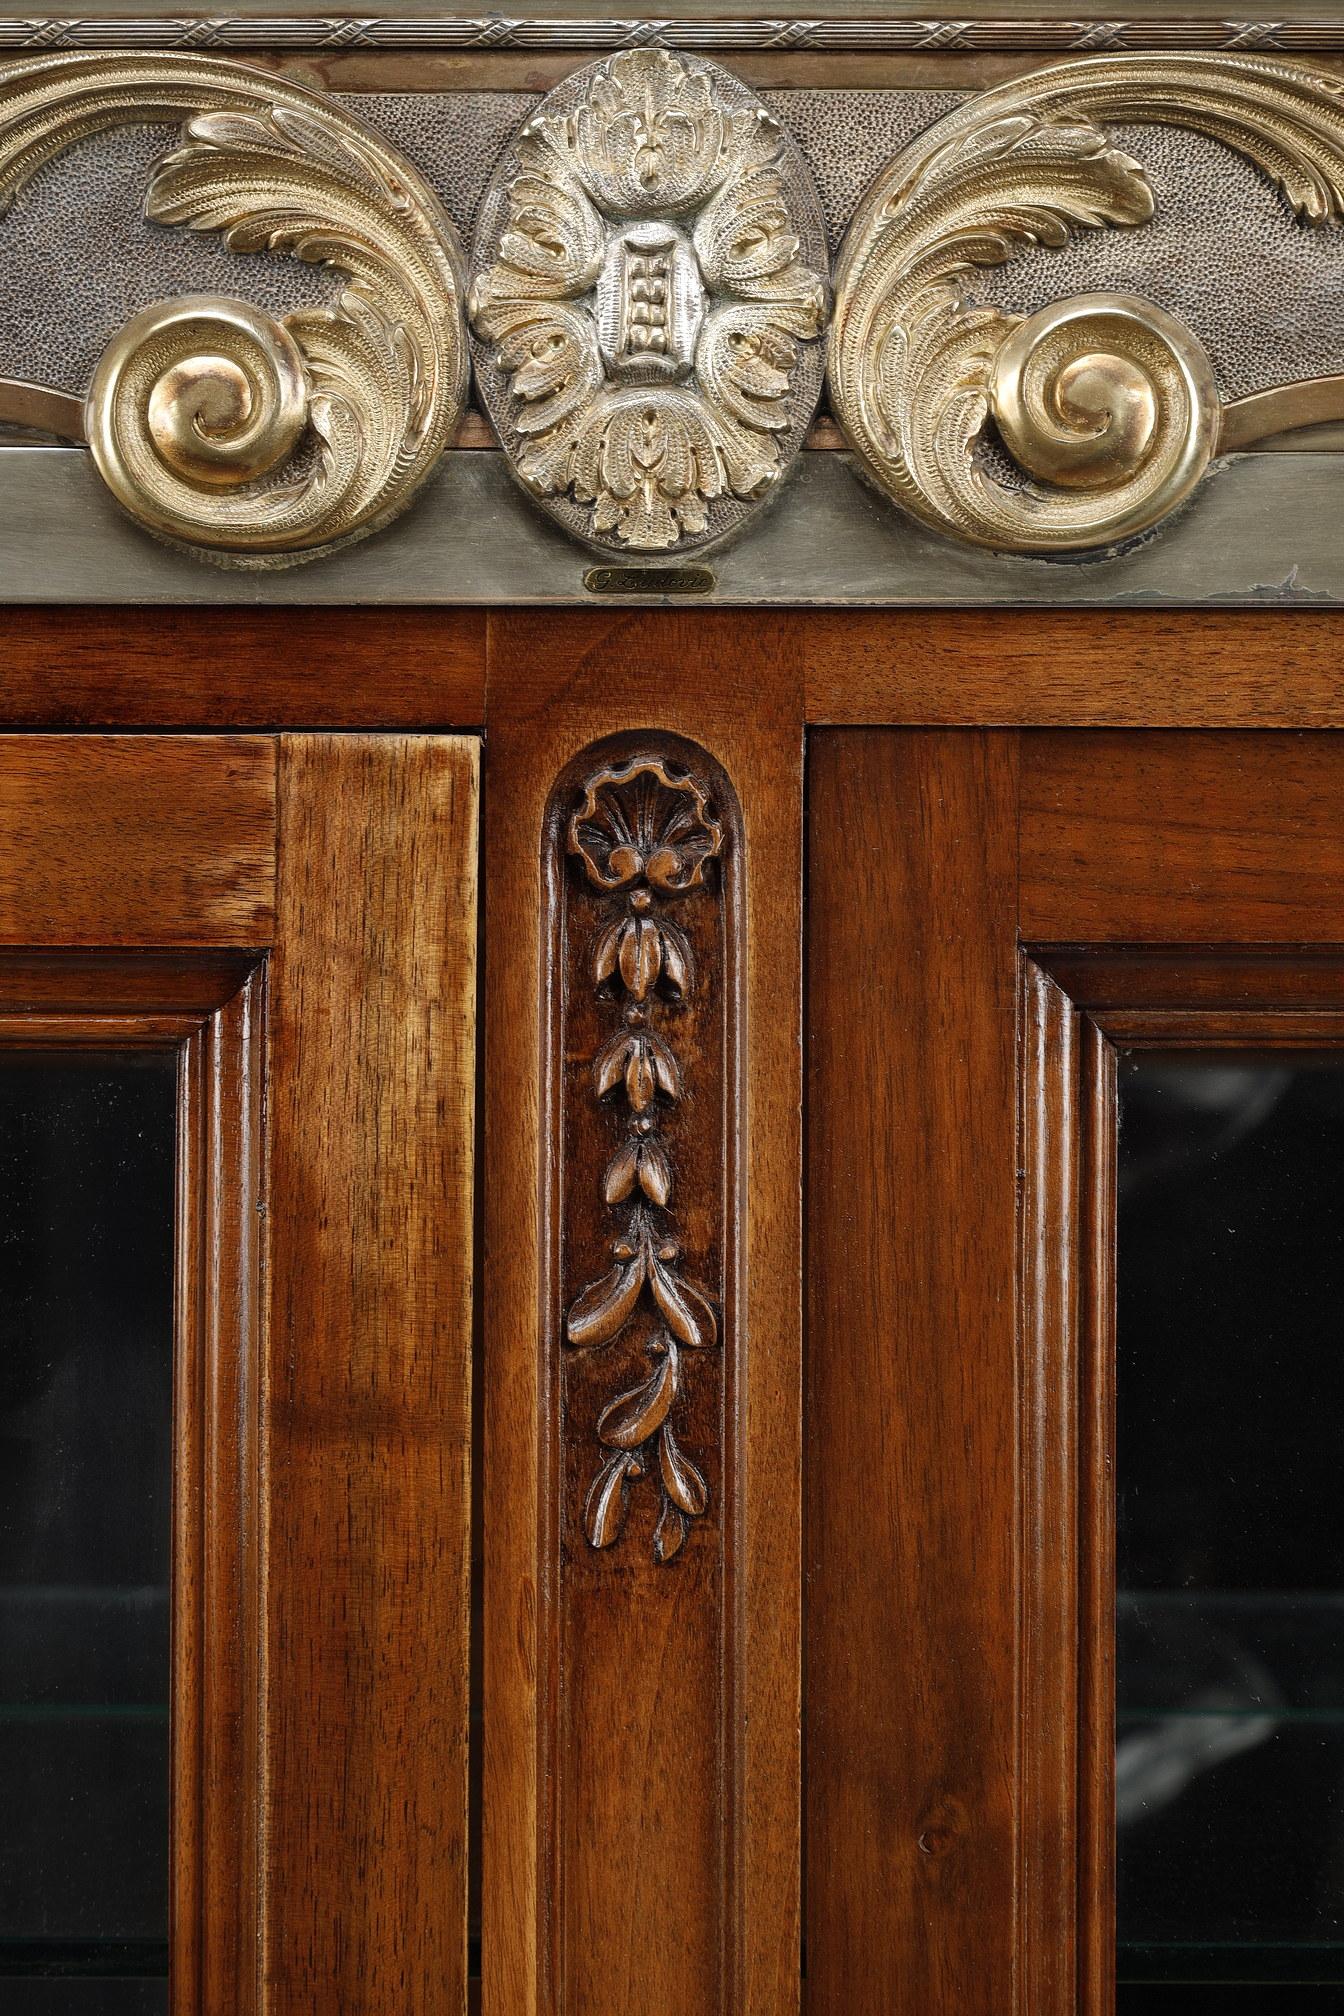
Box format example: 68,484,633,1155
0,52,469,565
829,52,1344,553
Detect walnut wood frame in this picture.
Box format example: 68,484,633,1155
10,632,1344,2016
806,728,1344,2016
1022,946,1344,2016
0,952,264,2013
0,730,478,2016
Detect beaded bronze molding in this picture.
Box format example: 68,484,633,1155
0,51,468,565
7,21,1344,53
560,752,730,1564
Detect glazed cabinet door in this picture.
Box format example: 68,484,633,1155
0,734,477,2016
806,730,1344,2016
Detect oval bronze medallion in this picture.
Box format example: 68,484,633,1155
469,50,830,557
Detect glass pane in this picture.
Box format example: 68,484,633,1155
1117,1056,1344,2003
0,1057,176,2014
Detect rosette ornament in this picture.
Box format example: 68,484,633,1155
0,53,469,565
469,50,829,553
829,53,1344,553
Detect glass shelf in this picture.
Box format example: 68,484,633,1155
0,1942,168,1981
1120,1708,1344,1723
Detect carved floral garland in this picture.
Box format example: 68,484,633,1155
564,757,724,1562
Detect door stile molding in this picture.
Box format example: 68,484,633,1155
1077,1015,1118,2016
176,964,267,2016
1019,943,1344,2016
1016,958,1142,2016
1017,957,1082,2016
484,612,804,2016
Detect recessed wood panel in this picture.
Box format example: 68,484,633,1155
1022,730,1344,942
805,729,1020,2016
0,734,275,946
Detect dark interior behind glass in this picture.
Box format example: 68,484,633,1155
1118,1054,1344,2005
0,1056,176,2014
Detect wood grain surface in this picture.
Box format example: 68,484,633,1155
804,612,1344,728
0,733,276,946
0,609,484,729
805,730,1021,2016
265,734,478,2016
1021,729,1344,941
484,612,803,2016
8,608,1344,733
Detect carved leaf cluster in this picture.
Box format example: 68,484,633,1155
563,759,724,1562
604,1132,671,1207
595,1025,680,1110
585,1334,711,1563
593,910,693,1000
567,1212,717,1355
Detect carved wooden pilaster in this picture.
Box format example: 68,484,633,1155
484,627,802,2016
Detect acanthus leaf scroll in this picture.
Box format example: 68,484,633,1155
11,50,1344,571
0,52,469,565
829,52,1344,553
562,755,725,1564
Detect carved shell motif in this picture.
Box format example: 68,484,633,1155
0,52,469,566
830,53,1344,553
469,50,830,554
